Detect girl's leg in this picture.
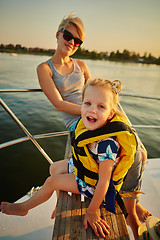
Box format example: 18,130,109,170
49,159,69,176
0,168,79,216
1,175,56,216
0,159,69,216
49,159,70,219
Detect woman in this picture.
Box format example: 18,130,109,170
37,12,91,132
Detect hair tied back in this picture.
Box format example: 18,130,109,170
68,12,75,18
112,80,122,94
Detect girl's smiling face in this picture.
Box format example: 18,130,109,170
81,85,115,130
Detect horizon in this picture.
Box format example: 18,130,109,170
0,0,160,58
1,43,159,60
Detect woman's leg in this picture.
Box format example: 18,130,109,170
121,147,151,239
121,146,151,221
135,150,152,222
136,202,152,222
123,198,140,240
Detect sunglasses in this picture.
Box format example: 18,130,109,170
61,29,83,47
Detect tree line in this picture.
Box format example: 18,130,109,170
0,43,160,65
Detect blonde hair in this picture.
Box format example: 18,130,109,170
82,78,122,110
58,12,85,41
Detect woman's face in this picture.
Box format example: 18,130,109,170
57,23,82,56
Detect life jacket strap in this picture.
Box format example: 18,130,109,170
73,155,99,181
113,177,124,186
115,191,128,218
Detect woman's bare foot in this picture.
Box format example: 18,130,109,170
136,203,152,222
0,202,28,216
51,206,57,219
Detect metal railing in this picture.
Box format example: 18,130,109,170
0,89,69,164
1,88,160,164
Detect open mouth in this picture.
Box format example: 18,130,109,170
87,116,97,123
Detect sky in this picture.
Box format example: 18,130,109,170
0,0,160,58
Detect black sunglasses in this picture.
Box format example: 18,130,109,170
61,29,83,47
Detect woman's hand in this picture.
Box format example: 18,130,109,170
83,209,110,238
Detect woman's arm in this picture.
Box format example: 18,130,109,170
76,59,92,83
83,160,114,238
37,62,81,114
37,61,91,115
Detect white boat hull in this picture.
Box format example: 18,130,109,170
0,159,160,240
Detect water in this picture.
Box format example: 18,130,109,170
0,53,160,202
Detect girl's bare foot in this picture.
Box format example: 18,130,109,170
0,202,28,216
136,203,152,222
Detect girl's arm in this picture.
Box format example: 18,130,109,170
37,61,91,115
84,160,114,238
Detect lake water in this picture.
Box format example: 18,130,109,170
0,53,160,202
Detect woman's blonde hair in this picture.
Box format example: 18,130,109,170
58,12,85,41
82,78,122,110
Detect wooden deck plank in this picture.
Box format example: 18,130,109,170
115,202,130,240
100,205,114,240
110,212,120,239
81,200,87,240
52,191,64,240
64,192,72,240
70,193,82,240
52,191,130,240
58,191,68,240
85,198,94,240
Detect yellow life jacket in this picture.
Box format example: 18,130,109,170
71,114,137,192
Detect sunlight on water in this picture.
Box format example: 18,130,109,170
0,53,160,162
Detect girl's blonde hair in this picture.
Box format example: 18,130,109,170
82,78,122,111
58,12,85,41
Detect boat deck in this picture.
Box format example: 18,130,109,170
52,191,130,239
0,158,160,240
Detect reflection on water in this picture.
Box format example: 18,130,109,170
0,53,160,202
0,53,159,157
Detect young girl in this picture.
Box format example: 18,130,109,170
37,12,91,132
70,78,149,239
0,79,149,239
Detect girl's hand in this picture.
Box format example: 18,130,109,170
83,209,110,238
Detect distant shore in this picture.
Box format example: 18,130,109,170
1,43,160,65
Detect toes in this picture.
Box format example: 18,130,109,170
0,202,6,212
